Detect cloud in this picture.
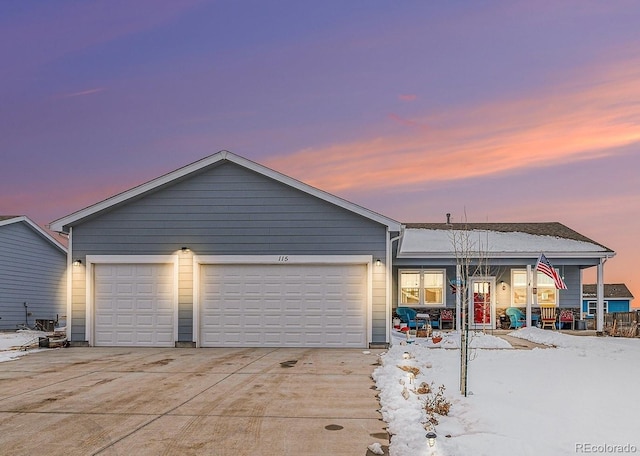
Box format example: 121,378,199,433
266,53,640,194
0,0,207,82
53,87,106,99
398,94,417,102
387,113,426,129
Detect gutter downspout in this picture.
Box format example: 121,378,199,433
66,227,73,343
386,229,403,346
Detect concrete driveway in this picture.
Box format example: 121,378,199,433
0,347,388,455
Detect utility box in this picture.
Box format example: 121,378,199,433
36,319,56,332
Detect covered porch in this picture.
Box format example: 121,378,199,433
392,222,616,334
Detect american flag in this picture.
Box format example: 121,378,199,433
535,253,567,289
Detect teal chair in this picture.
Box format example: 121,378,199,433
505,307,539,329
395,307,418,329
505,307,525,329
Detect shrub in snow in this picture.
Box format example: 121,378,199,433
421,383,451,426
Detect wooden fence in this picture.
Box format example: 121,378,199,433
604,311,640,337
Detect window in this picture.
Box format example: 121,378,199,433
399,270,445,306
512,270,528,305
536,274,557,306
587,301,608,316
511,269,560,306
400,272,420,304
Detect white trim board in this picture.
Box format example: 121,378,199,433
192,254,373,348
50,151,402,232
0,215,67,253
85,255,179,346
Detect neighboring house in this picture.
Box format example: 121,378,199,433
49,152,616,347
50,151,402,348
582,283,634,316
393,222,615,331
0,216,67,331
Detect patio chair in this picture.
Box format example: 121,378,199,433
559,309,575,330
439,309,454,330
395,307,418,329
540,305,557,330
505,307,526,329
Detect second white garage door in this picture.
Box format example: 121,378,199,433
200,263,367,347
94,263,175,347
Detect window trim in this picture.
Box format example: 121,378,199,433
398,269,446,306
511,269,561,307
586,300,608,316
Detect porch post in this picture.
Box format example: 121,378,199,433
597,259,604,333
526,264,533,327
456,264,462,331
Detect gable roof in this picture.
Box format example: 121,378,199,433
0,215,67,254
398,222,614,258
583,284,634,299
50,151,402,232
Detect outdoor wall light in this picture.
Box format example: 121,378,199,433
426,431,437,447
181,247,190,253
375,259,382,267
73,259,82,266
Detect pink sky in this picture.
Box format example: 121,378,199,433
1,1,639,304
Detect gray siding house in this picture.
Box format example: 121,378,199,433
393,223,615,331
50,152,616,346
0,216,67,330
51,152,402,348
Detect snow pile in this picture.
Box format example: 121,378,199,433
0,330,47,363
507,326,577,347
374,330,640,455
391,329,512,350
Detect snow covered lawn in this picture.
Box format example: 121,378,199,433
373,328,640,456
0,330,48,362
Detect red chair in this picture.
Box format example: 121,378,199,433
559,309,575,330
439,309,454,330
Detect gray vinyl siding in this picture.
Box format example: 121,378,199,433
556,267,580,307
70,162,388,344
0,222,66,330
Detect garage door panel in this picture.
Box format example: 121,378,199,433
200,263,367,348
115,334,133,345
116,315,134,326
94,263,175,347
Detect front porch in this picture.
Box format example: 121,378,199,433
394,305,592,333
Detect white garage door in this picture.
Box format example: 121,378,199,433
200,264,367,347
94,263,175,347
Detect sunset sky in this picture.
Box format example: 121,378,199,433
2,1,639,304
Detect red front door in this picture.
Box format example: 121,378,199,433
473,281,491,324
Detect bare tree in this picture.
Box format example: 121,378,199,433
448,212,499,396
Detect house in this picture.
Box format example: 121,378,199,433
393,222,615,332
49,151,615,347
0,216,67,331
582,283,634,316
50,151,401,348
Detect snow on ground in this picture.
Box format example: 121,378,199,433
373,328,640,456
0,330,48,362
